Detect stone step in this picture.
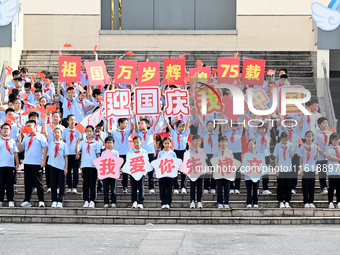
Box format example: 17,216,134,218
0,208,340,225
0,200,334,208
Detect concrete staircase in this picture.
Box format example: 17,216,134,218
19,50,317,100
0,171,339,225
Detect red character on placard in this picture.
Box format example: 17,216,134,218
246,157,263,174
164,89,190,116
187,157,202,175
217,157,234,176
130,156,145,174
134,87,160,116
99,158,116,175
159,158,175,175
105,90,131,118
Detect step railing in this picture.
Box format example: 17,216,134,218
321,60,338,131
0,60,7,102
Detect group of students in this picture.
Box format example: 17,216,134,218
0,66,339,211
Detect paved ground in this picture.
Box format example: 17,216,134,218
0,224,339,254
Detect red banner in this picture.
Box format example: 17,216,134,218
114,59,137,84
217,58,240,84
137,62,159,86
278,85,305,114
84,60,109,86
242,59,265,86
163,59,185,85
58,56,81,82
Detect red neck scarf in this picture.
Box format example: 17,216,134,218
27,134,36,152
1,137,11,154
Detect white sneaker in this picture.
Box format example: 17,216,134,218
197,202,203,209
279,202,285,208
329,202,335,209
247,204,252,208
57,202,63,208
309,203,316,208
161,205,166,209
137,204,143,209
149,189,155,194
67,188,72,193
210,189,216,194
230,189,235,194
203,189,209,194
190,201,195,209
132,201,138,208
111,203,116,208
83,201,89,208
104,204,109,208
262,190,272,195
321,188,328,195
181,188,187,194
8,201,14,207
122,188,128,193
72,188,78,194
47,188,51,193
253,204,259,208
285,202,291,208
39,201,45,208
174,189,179,194
51,202,57,208
291,189,296,195
304,203,310,208
234,189,240,194
89,201,95,208
337,202,340,209
21,201,31,207
165,204,170,209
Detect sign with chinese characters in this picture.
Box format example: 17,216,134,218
217,58,239,84
59,56,81,82
163,59,185,85
179,151,207,182
92,150,124,180
122,151,153,181
114,59,137,84
194,86,223,115
278,85,306,114
84,60,109,86
137,62,159,86
134,87,160,116
164,89,190,116
210,151,242,181
105,90,131,118
242,59,265,86
75,106,104,134
151,152,182,178
188,67,211,87
244,89,270,111
239,153,268,182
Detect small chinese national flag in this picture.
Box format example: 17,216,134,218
125,51,134,56
196,59,204,68
6,66,13,75
93,45,97,54
37,72,46,80
267,69,275,76
63,43,72,47
46,104,57,112
179,53,187,59
8,87,13,95
234,52,239,58
21,126,33,134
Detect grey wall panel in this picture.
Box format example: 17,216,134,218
121,0,154,30
101,0,112,30
0,24,12,47
154,0,195,30
195,0,236,30
318,27,340,50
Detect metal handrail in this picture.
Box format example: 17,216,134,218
0,60,7,102
321,60,338,130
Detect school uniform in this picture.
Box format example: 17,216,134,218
0,136,18,203
299,115,317,141
314,129,332,191
287,127,300,190
136,128,156,191
203,129,219,191
47,139,69,203
129,148,148,204
171,129,189,190
21,133,48,203
226,127,243,190
297,143,318,204
274,142,295,203
213,148,233,205
60,96,76,126
243,151,260,205
81,71,89,88
102,149,119,205
255,131,271,191
111,129,132,190
78,140,101,202
158,149,176,206
93,132,107,150
62,128,82,189
326,145,340,204
74,99,94,122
